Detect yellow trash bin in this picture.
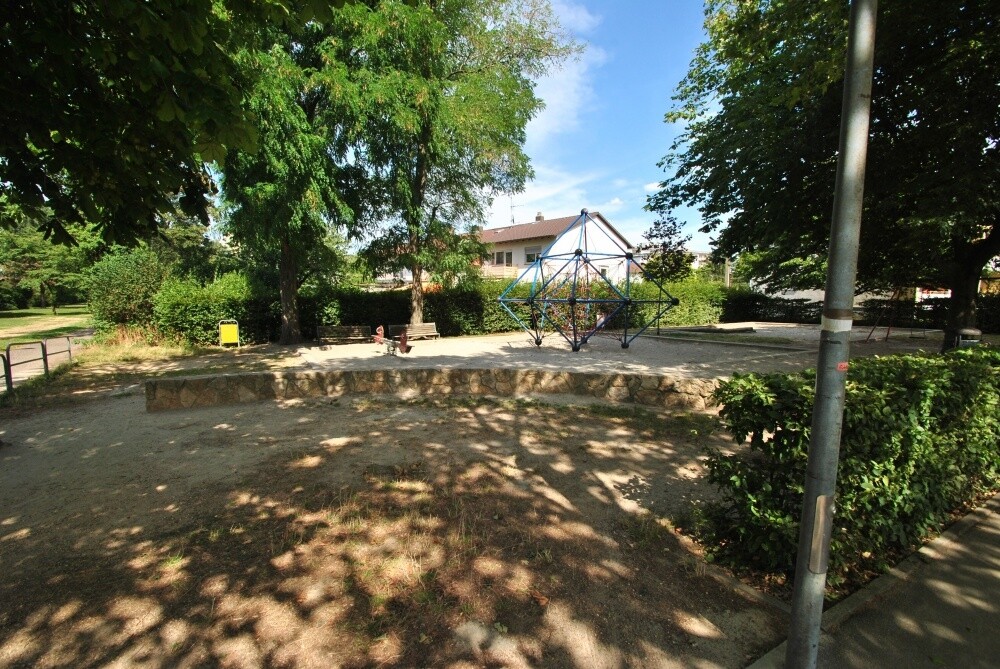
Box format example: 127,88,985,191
219,320,240,347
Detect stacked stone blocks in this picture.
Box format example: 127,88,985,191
145,368,717,412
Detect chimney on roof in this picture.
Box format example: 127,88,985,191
535,212,544,222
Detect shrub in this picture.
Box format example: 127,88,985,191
86,248,168,329
720,288,822,323
702,347,1000,590
0,283,32,310
153,273,250,346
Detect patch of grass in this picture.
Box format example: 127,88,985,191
2,325,92,347
621,514,675,550
0,306,92,348
0,362,77,408
0,304,90,320
160,548,187,570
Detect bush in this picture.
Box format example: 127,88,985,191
662,277,727,326
86,248,168,329
153,273,250,346
720,288,822,323
700,347,1000,590
0,283,32,310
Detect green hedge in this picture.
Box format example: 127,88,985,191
721,288,822,324
144,276,741,345
722,290,1000,333
86,248,169,329
153,274,251,346
701,347,1000,590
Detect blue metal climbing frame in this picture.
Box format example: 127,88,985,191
498,209,679,351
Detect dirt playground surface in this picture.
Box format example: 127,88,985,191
0,327,941,668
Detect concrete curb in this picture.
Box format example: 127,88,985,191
746,492,1000,668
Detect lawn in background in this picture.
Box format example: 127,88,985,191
0,305,92,347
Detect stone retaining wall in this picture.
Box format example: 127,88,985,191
145,368,718,412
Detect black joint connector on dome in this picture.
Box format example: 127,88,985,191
671,297,680,306
625,298,632,306
568,297,577,306
574,248,583,256
625,252,633,260
580,208,588,215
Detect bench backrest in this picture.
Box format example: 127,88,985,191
317,325,371,338
389,323,438,337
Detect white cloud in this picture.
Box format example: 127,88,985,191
644,181,661,193
595,196,625,213
527,45,607,152
551,0,601,34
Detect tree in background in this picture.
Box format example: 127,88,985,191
0,222,103,312
638,215,694,284
650,0,1000,349
222,21,368,344
344,0,577,324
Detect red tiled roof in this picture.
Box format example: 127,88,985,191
480,212,633,248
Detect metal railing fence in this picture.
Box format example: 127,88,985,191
2,336,74,392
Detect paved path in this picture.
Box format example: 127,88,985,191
2,332,89,389
750,495,1000,668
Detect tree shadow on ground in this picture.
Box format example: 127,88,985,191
0,395,786,668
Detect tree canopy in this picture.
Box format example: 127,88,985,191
0,0,357,245
638,216,694,284
221,20,366,344
650,0,1000,344
341,0,577,323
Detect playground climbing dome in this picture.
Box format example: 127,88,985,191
498,209,679,351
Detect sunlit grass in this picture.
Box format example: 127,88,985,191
0,305,92,348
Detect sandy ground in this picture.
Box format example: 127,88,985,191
0,326,939,668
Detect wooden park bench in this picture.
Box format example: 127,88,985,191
316,325,372,344
388,322,440,340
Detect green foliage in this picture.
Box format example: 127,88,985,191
637,216,694,284
345,0,578,323
628,277,726,328
0,221,104,311
662,278,726,326
0,284,32,310
152,273,250,346
86,248,169,329
0,0,274,243
652,0,1000,337
702,348,1000,589
720,288,822,324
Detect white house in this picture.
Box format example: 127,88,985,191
480,211,635,281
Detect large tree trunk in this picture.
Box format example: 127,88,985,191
278,235,302,345
410,262,424,325
406,118,432,327
940,224,1000,352
941,266,981,352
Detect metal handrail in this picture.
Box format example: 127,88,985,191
1,353,10,393
2,336,73,392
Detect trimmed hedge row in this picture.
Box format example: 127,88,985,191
701,347,1000,590
153,274,251,346
722,289,1000,333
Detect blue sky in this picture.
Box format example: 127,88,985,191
485,1,712,251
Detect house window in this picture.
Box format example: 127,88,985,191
599,266,609,278
494,251,513,266
525,245,542,264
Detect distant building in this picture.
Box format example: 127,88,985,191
479,211,634,280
